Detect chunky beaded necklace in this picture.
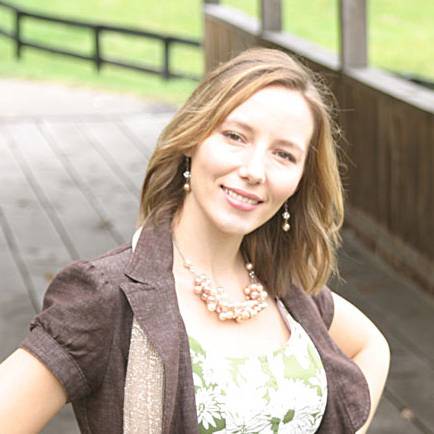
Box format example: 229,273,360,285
173,239,268,322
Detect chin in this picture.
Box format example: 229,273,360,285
212,214,262,237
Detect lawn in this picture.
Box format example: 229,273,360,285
0,0,432,104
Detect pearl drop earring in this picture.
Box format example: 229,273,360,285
282,202,290,232
183,157,191,192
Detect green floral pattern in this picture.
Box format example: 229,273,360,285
189,299,327,433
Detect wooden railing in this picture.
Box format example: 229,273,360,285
203,0,434,293
0,0,202,80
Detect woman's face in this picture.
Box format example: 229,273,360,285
186,85,314,236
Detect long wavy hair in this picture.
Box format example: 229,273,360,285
137,47,344,296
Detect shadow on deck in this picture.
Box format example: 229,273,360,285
0,79,433,434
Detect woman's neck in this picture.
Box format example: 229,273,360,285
171,206,245,281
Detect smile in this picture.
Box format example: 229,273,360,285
221,186,262,206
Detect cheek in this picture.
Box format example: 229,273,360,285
269,169,304,202
194,138,238,176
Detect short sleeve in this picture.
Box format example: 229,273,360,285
20,260,114,403
311,285,335,329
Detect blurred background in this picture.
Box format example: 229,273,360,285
0,1,433,433
1,0,433,104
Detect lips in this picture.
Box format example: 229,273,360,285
221,186,263,205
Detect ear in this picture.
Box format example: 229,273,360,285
183,147,196,158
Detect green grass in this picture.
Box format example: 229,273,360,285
0,0,432,105
224,0,434,79
0,0,203,104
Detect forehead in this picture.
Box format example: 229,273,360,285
228,85,311,120
224,85,315,149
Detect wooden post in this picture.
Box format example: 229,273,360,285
15,11,22,59
339,0,368,69
94,27,102,72
260,0,282,32
163,39,170,80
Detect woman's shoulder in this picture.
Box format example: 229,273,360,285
21,241,135,402
41,241,133,310
86,241,133,281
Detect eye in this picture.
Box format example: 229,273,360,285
275,149,296,163
223,130,245,143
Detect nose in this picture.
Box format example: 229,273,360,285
238,149,266,185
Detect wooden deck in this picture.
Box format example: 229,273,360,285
0,80,433,433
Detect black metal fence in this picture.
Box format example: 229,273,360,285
0,0,202,81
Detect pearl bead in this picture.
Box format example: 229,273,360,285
282,223,290,232
174,247,268,322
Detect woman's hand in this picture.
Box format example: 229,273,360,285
0,348,67,434
329,291,391,434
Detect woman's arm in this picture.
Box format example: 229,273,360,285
0,348,67,434
328,291,391,434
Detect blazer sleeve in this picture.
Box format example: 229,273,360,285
20,260,115,403
311,285,335,330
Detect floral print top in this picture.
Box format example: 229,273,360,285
188,298,327,433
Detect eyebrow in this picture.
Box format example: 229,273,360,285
223,118,305,155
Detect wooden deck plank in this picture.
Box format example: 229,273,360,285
0,207,35,360
6,123,119,259
333,230,434,433
78,120,147,195
369,395,424,434
119,112,175,155
0,128,72,310
42,121,139,242
338,231,434,364
41,405,80,434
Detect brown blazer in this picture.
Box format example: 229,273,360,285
21,220,370,433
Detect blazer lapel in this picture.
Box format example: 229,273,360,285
121,219,185,434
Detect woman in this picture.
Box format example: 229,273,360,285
0,48,389,433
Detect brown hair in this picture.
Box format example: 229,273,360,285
138,47,344,296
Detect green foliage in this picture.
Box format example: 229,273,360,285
270,416,281,433
225,0,434,79
283,408,295,424
0,0,432,105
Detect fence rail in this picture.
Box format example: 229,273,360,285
0,0,202,80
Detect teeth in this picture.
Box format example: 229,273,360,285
223,187,259,205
